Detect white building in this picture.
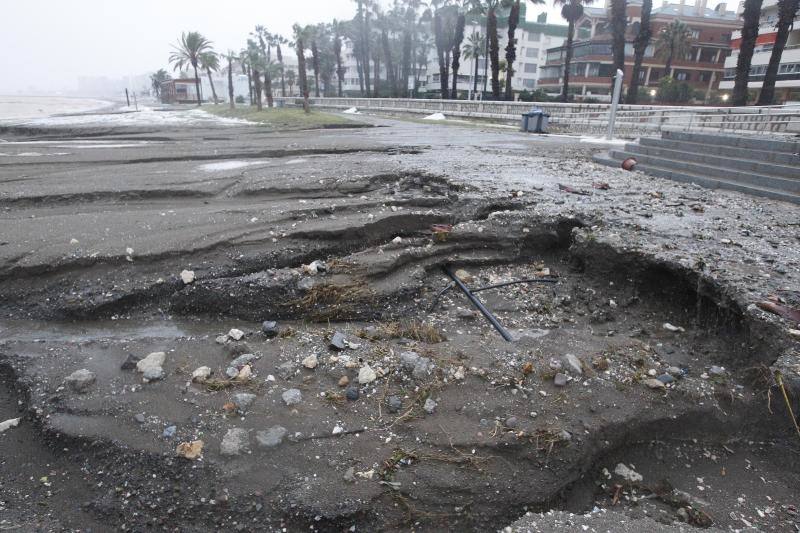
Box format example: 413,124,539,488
718,0,800,103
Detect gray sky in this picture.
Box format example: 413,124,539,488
0,0,563,95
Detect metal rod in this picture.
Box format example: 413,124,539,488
606,69,624,140
443,265,514,342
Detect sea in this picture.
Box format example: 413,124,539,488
0,95,113,121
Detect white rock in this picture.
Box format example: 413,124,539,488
282,388,303,406
180,270,195,284
126,247,134,256
332,425,344,435
663,322,685,333
423,112,446,121
358,365,377,384
392,236,403,244
136,352,166,373
191,366,212,382
614,463,643,483
220,428,250,456
302,354,319,369
0,418,20,433
562,354,583,375
228,328,245,341
215,335,229,344
453,366,466,380
423,398,437,414
69,238,79,245
235,365,252,382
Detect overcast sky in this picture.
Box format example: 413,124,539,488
0,0,564,95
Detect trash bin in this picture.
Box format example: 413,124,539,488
520,107,550,133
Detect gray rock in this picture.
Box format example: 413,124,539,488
644,378,666,390
562,354,583,375
142,367,165,382
329,331,347,351
256,426,287,448
224,342,252,358
297,277,316,291
345,386,360,401
560,430,572,441
456,308,477,319
233,393,257,412
553,373,568,387
162,425,176,439
65,369,96,393
423,398,437,414
505,416,519,429
667,366,684,377
709,365,726,376
230,353,259,368
386,396,402,413
282,388,303,406
412,357,433,379
343,466,356,483
134,413,146,424
277,361,297,380
656,374,675,385
400,351,420,369
261,321,279,338
120,354,142,370
220,428,250,456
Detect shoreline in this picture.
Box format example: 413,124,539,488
0,95,116,121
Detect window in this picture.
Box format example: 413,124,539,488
524,63,538,73
675,71,690,81
638,69,646,81
523,79,536,88
526,48,539,58
528,32,541,42
689,28,700,39
723,68,736,79
698,71,712,82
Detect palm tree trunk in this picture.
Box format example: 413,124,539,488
626,0,652,104
253,69,263,111
610,0,627,103
504,1,521,101
382,29,397,97
205,67,219,104
364,9,372,97
228,59,235,109
562,20,575,102
244,64,253,105
434,12,448,99
451,14,466,100
373,51,382,96
401,29,412,98
296,38,310,113
489,8,500,100
757,0,799,104
311,41,321,97
277,44,287,97
192,64,202,106
733,0,764,106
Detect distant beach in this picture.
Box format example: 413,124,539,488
0,95,113,120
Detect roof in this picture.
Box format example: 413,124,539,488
652,3,738,19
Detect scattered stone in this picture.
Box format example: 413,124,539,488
656,374,675,385
644,378,666,390
453,366,466,380
162,425,176,439
338,375,350,387
789,329,800,339
423,398,437,414
261,321,279,338
223,342,251,357
180,269,195,284
302,354,319,369
400,351,420,369
136,352,166,379
676,507,690,522
522,362,534,375
560,430,572,441
228,328,245,341
120,353,142,370
614,463,644,483
329,331,347,351
0,418,20,433
358,365,377,384
277,361,297,380
386,396,403,413
549,358,563,371
456,308,477,319
134,413,146,424
220,428,250,456
332,425,344,435
176,439,204,460
256,426,287,448
226,354,259,378
392,236,403,244
412,358,433,379
454,269,474,283
233,393,257,413
282,388,303,406
667,366,684,377
562,354,583,375
554,373,568,387
235,365,252,382
345,386,360,401
663,322,685,333
709,365,726,376
215,335,229,345
142,367,165,382
505,416,519,429
65,369,96,393
592,356,610,371
191,366,212,383
69,238,79,245
343,466,356,483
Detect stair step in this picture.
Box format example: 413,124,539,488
623,143,800,179
662,130,800,154
640,136,800,166
592,153,800,205
608,150,800,194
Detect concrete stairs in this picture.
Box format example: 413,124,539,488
594,131,800,204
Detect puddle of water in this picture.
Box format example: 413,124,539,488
0,319,214,343
198,160,259,172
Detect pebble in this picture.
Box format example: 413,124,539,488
400,351,420,369
277,361,297,380
142,367,165,382
0,418,20,433
789,329,800,339
709,365,726,376
228,328,245,341
191,366,212,383
162,425,177,439
261,321,279,338
233,393,257,413
412,358,433,379
454,269,473,283
392,236,403,244
644,378,666,390
656,374,675,385
120,353,142,370
136,352,166,380
345,386,360,401
180,269,195,284
386,396,403,413
302,354,319,369
282,388,303,406
553,373,568,387
663,322,685,333
220,428,250,456
614,463,643,482
343,467,356,483
562,354,583,375
456,308,477,319
424,398,437,414
215,335,229,345
453,366,466,380
358,365,377,384
134,413,146,424
667,366,684,377
65,369,96,393
330,331,347,351
338,375,350,387
505,416,519,429
256,426,287,448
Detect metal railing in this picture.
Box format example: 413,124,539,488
274,96,800,136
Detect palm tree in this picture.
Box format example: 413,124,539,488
333,20,346,96
451,13,467,99
757,0,799,104
246,39,263,111
253,26,274,108
239,49,253,105
554,0,593,102
293,24,311,113
733,0,764,105
504,0,537,100
434,9,450,98
150,69,171,100
655,20,693,77
273,34,288,97
169,31,213,106
287,69,297,95
199,52,220,104
488,5,501,98
223,51,237,109
626,0,652,103
463,31,484,97
610,0,627,102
